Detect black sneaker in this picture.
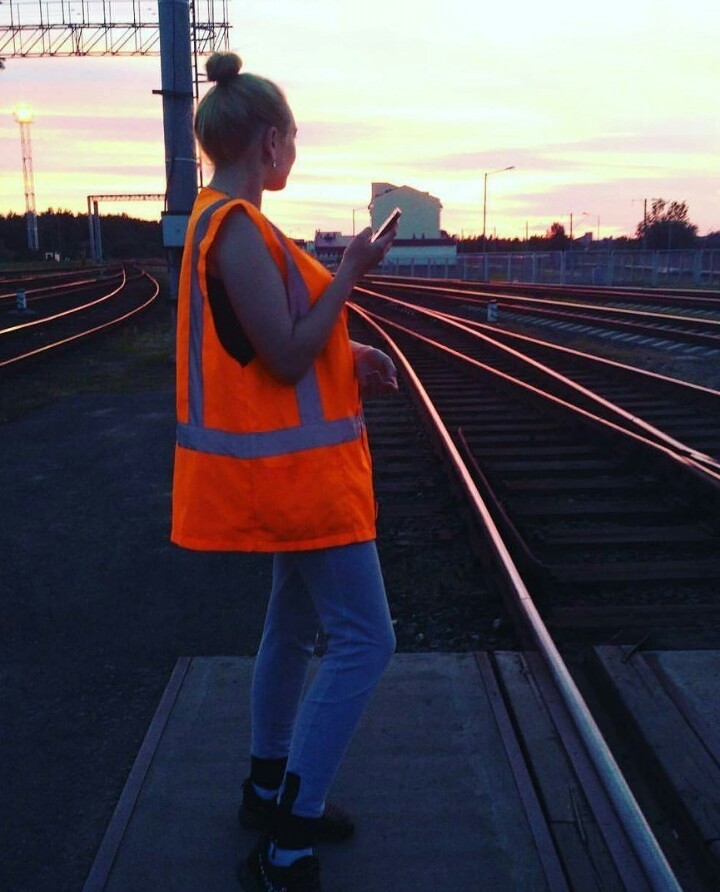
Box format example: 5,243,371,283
237,836,322,892
238,779,354,843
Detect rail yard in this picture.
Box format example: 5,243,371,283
2,267,720,890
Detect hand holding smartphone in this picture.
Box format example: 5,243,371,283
340,206,402,281
370,207,402,243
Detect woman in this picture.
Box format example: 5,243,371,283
171,51,399,892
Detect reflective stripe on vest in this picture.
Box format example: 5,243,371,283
179,199,364,459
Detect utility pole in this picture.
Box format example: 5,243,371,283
632,198,649,249
156,0,198,302
641,198,647,250
482,165,515,252
13,105,39,252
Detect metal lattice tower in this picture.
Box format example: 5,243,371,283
0,1,229,101
1,1,230,295
13,106,39,252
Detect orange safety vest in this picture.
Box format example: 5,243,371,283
171,188,376,552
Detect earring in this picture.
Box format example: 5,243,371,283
272,160,277,169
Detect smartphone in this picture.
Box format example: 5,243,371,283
370,207,402,242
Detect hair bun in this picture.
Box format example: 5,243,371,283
206,52,242,85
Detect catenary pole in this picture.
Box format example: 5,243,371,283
157,0,198,302
93,200,102,262
87,196,95,262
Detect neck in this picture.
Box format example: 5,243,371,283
208,163,264,208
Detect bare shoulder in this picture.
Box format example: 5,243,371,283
208,206,278,281
207,205,287,331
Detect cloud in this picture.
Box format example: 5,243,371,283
408,125,716,176
296,121,388,147
1,5,717,237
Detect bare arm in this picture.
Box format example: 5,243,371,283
209,212,396,383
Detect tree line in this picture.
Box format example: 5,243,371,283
458,200,719,253
0,209,163,263
1,200,718,264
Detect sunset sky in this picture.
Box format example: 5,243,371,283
0,0,717,241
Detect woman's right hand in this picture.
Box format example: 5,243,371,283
338,225,398,281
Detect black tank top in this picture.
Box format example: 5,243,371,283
207,275,256,366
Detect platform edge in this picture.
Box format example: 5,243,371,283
81,656,193,892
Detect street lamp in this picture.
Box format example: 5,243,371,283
352,206,367,236
482,165,515,252
13,104,33,125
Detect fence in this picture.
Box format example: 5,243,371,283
380,249,720,289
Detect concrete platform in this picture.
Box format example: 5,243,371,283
82,653,555,891
590,647,720,881
648,650,720,742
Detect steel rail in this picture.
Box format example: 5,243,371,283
0,278,119,304
443,306,720,474
365,279,720,350
368,273,720,312
0,271,159,369
350,301,683,891
463,279,720,310
452,306,720,400
0,269,122,304
0,269,71,281
371,301,720,488
356,284,720,475
365,276,720,332
0,269,128,336
0,267,110,291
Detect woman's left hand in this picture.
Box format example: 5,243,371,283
353,344,398,398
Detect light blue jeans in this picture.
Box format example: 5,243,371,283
250,540,396,818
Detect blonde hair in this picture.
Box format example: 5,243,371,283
195,52,291,166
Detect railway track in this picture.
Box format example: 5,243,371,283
0,265,122,312
347,291,720,890
365,275,720,350
366,275,720,314
359,282,720,469
0,265,160,369
3,260,717,887
0,266,105,291
463,279,720,313
352,289,720,603
449,315,720,465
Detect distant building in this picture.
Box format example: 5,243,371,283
309,185,456,271
370,182,442,239
369,182,456,265
313,230,352,267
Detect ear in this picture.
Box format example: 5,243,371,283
262,126,279,164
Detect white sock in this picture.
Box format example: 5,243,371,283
252,782,279,801
268,840,314,867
